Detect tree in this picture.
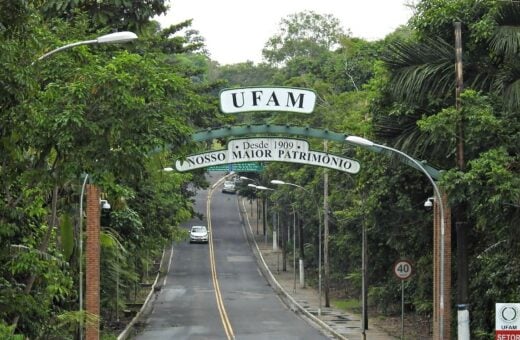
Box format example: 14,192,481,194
0,2,223,336
373,0,520,335
40,0,169,33
262,10,349,66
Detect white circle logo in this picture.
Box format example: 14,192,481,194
499,305,519,323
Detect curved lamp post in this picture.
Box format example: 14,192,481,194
78,174,89,340
248,184,274,245
247,183,274,191
34,32,137,340
346,135,447,339
271,179,323,317
242,177,259,233
34,31,138,63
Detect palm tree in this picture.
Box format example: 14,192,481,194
373,0,520,326
382,1,520,121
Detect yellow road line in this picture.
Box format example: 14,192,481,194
207,183,235,340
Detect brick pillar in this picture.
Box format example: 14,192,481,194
433,191,451,339
86,185,100,340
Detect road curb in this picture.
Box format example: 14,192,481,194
117,244,173,340
238,197,349,340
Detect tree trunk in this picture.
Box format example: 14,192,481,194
262,198,267,236
282,210,287,272
12,185,59,331
298,215,305,260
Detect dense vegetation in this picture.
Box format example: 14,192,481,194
0,0,518,339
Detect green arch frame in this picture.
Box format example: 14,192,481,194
191,124,441,180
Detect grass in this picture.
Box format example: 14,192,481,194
331,298,361,314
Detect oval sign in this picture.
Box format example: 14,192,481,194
393,260,413,280
219,87,316,114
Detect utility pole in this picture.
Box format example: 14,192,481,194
454,21,470,340
298,208,305,288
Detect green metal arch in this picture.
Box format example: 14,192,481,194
191,124,441,179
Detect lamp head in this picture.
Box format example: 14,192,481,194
270,180,285,185
100,199,111,210
345,135,374,147
424,197,434,210
96,31,138,44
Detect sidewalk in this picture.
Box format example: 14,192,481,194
239,198,397,340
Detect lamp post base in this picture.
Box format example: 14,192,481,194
299,259,305,288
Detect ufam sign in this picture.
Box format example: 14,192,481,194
176,138,360,174
219,87,316,114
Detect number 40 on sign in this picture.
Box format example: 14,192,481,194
393,260,413,280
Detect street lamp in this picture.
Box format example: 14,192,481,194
271,179,323,317
251,185,273,191
34,32,137,340
249,184,275,246
34,31,138,63
242,177,259,233
346,135,447,339
290,204,297,293
78,174,89,340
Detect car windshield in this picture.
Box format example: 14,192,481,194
224,181,234,186
191,226,206,233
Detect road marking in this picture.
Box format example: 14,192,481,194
227,256,253,262
207,177,235,340
163,243,174,286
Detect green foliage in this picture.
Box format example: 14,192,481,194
56,310,99,334
0,0,31,34
40,0,169,33
262,10,349,65
470,251,520,338
331,298,360,313
0,2,218,336
0,321,24,340
382,37,455,105
417,90,502,156
2,1,519,338
371,1,520,337
59,213,74,261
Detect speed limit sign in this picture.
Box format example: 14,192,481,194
393,260,413,280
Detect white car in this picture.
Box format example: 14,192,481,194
221,180,236,194
189,225,209,244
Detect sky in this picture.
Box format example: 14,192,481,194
154,0,415,65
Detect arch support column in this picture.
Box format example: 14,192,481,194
86,184,100,340
433,191,451,340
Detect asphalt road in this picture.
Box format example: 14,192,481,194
134,173,330,340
